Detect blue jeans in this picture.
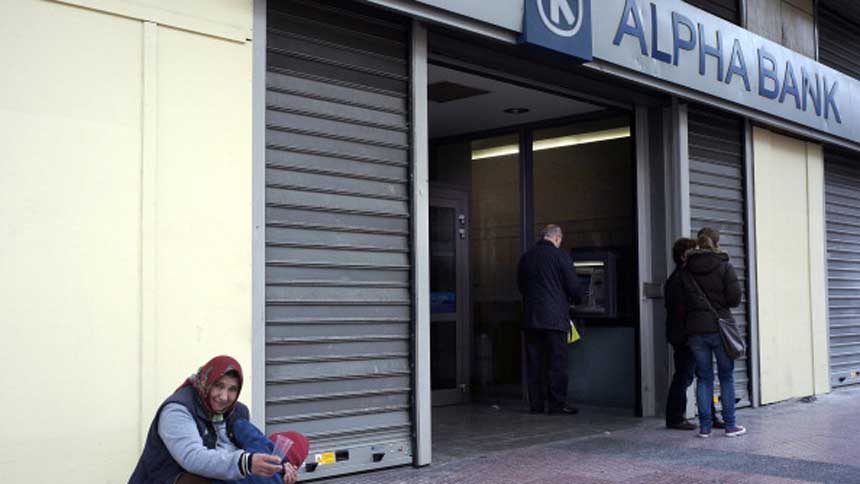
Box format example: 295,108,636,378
688,333,736,431
214,419,284,484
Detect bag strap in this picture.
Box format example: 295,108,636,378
682,270,720,319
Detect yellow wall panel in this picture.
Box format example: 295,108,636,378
0,1,144,482
806,144,830,395
754,127,828,404
1,1,254,482
145,24,253,422
53,0,253,41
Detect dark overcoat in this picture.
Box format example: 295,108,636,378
517,239,585,332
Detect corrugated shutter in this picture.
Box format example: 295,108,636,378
818,2,860,80
824,147,860,388
687,105,751,407
683,0,739,23
266,0,414,478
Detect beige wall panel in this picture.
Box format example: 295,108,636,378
806,144,830,395
754,127,818,403
0,1,143,482
146,25,253,421
54,0,253,41
746,0,814,58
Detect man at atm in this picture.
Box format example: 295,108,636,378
517,224,586,415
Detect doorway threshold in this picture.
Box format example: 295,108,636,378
431,400,641,464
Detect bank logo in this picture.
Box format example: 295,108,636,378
521,0,592,61
537,0,584,37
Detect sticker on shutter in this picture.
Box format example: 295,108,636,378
315,452,336,465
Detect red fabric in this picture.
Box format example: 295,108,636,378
179,355,244,417
269,431,309,467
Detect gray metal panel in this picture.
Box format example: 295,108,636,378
687,105,752,408
683,0,740,23
824,147,860,388
266,0,413,478
818,3,860,81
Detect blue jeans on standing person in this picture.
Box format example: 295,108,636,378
688,332,736,432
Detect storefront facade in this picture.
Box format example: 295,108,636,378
2,1,860,483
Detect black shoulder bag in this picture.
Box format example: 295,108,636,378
684,271,746,360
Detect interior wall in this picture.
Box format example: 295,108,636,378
0,2,253,482
753,127,830,404
533,138,634,249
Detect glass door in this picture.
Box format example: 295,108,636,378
430,188,470,406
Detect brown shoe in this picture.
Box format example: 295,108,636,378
667,420,697,430
712,419,726,429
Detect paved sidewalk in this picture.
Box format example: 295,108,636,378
319,386,860,483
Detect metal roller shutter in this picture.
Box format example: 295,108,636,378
683,0,739,23
824,147,860,388
818,2,860,80
687,105,751,407
266,0,413,478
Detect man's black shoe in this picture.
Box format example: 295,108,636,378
712,419,726,429
548,406,579,415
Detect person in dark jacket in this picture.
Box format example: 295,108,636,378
664,237,723,430
517,224,586,415
129,355,301,484
683,227,747,438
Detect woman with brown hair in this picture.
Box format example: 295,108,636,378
682,228,747,438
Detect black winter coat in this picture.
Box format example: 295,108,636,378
682,250,742,334
664,266,687,345
128,385,250,484
517,240,585,332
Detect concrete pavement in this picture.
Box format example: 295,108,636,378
317,386,860,483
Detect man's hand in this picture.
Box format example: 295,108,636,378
282,463,299,484
251,453,283,477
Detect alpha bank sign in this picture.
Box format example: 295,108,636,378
521,0,860,145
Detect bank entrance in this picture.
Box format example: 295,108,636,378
426,59,641,418
260,1,756,479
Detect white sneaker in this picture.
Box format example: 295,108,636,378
697,430,712,438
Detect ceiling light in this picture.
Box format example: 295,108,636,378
471,145,520,160
471,126,630,160
533,127,630,151
503,107,530,114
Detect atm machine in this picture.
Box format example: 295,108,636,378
570,248,618,319
566,248,634,408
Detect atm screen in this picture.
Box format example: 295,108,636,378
573,260,606,313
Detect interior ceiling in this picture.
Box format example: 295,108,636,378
428,64,604,139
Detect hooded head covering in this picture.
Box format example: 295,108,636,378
180,355,244,418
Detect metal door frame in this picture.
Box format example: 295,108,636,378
429,186,472,406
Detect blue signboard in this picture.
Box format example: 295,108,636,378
591,0,856,144
520,0,592,61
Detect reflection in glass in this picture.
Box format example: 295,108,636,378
430,206,458,390
470,134,522,392
430,206,457,314
532,118,634,252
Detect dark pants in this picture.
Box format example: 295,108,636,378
665,342,718,425
525,329,568,412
